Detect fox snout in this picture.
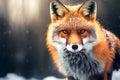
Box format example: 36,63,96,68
67,44,83,52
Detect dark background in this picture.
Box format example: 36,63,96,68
0,0,120,79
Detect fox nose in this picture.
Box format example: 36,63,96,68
72,44,78,50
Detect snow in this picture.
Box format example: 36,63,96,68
0,73,37,80
0,71,120,80
112,69,120,80
43,76,66,80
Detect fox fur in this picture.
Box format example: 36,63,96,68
46,0,120,80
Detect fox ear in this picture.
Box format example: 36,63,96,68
50,0,69,22
78,0,97,20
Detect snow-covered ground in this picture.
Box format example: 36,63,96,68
112,69,120,80
0,70,120,80
0,73,38,80
43,76,66,80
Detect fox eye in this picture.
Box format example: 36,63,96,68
78,29,86,34
62,30,69,34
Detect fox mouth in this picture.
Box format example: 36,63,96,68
63,48,86,57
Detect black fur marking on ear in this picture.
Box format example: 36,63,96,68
51,2,60,17
88,1,95,14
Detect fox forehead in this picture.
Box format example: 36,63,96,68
54,16,95,30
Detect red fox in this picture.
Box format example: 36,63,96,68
46,0,120,80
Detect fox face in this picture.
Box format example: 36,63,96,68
52,17,97,53
49,0,97,53
46,0,120,80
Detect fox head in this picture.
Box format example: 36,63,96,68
47,0,98,53
46,0,104,77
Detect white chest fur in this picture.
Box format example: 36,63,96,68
56,47,104,80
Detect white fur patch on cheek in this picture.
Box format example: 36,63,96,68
67,44,74,52
83,37,89,44
77,44,83,51
59,38,66,44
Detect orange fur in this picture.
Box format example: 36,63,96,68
46,25,60,68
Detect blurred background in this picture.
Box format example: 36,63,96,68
0,0,120,80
